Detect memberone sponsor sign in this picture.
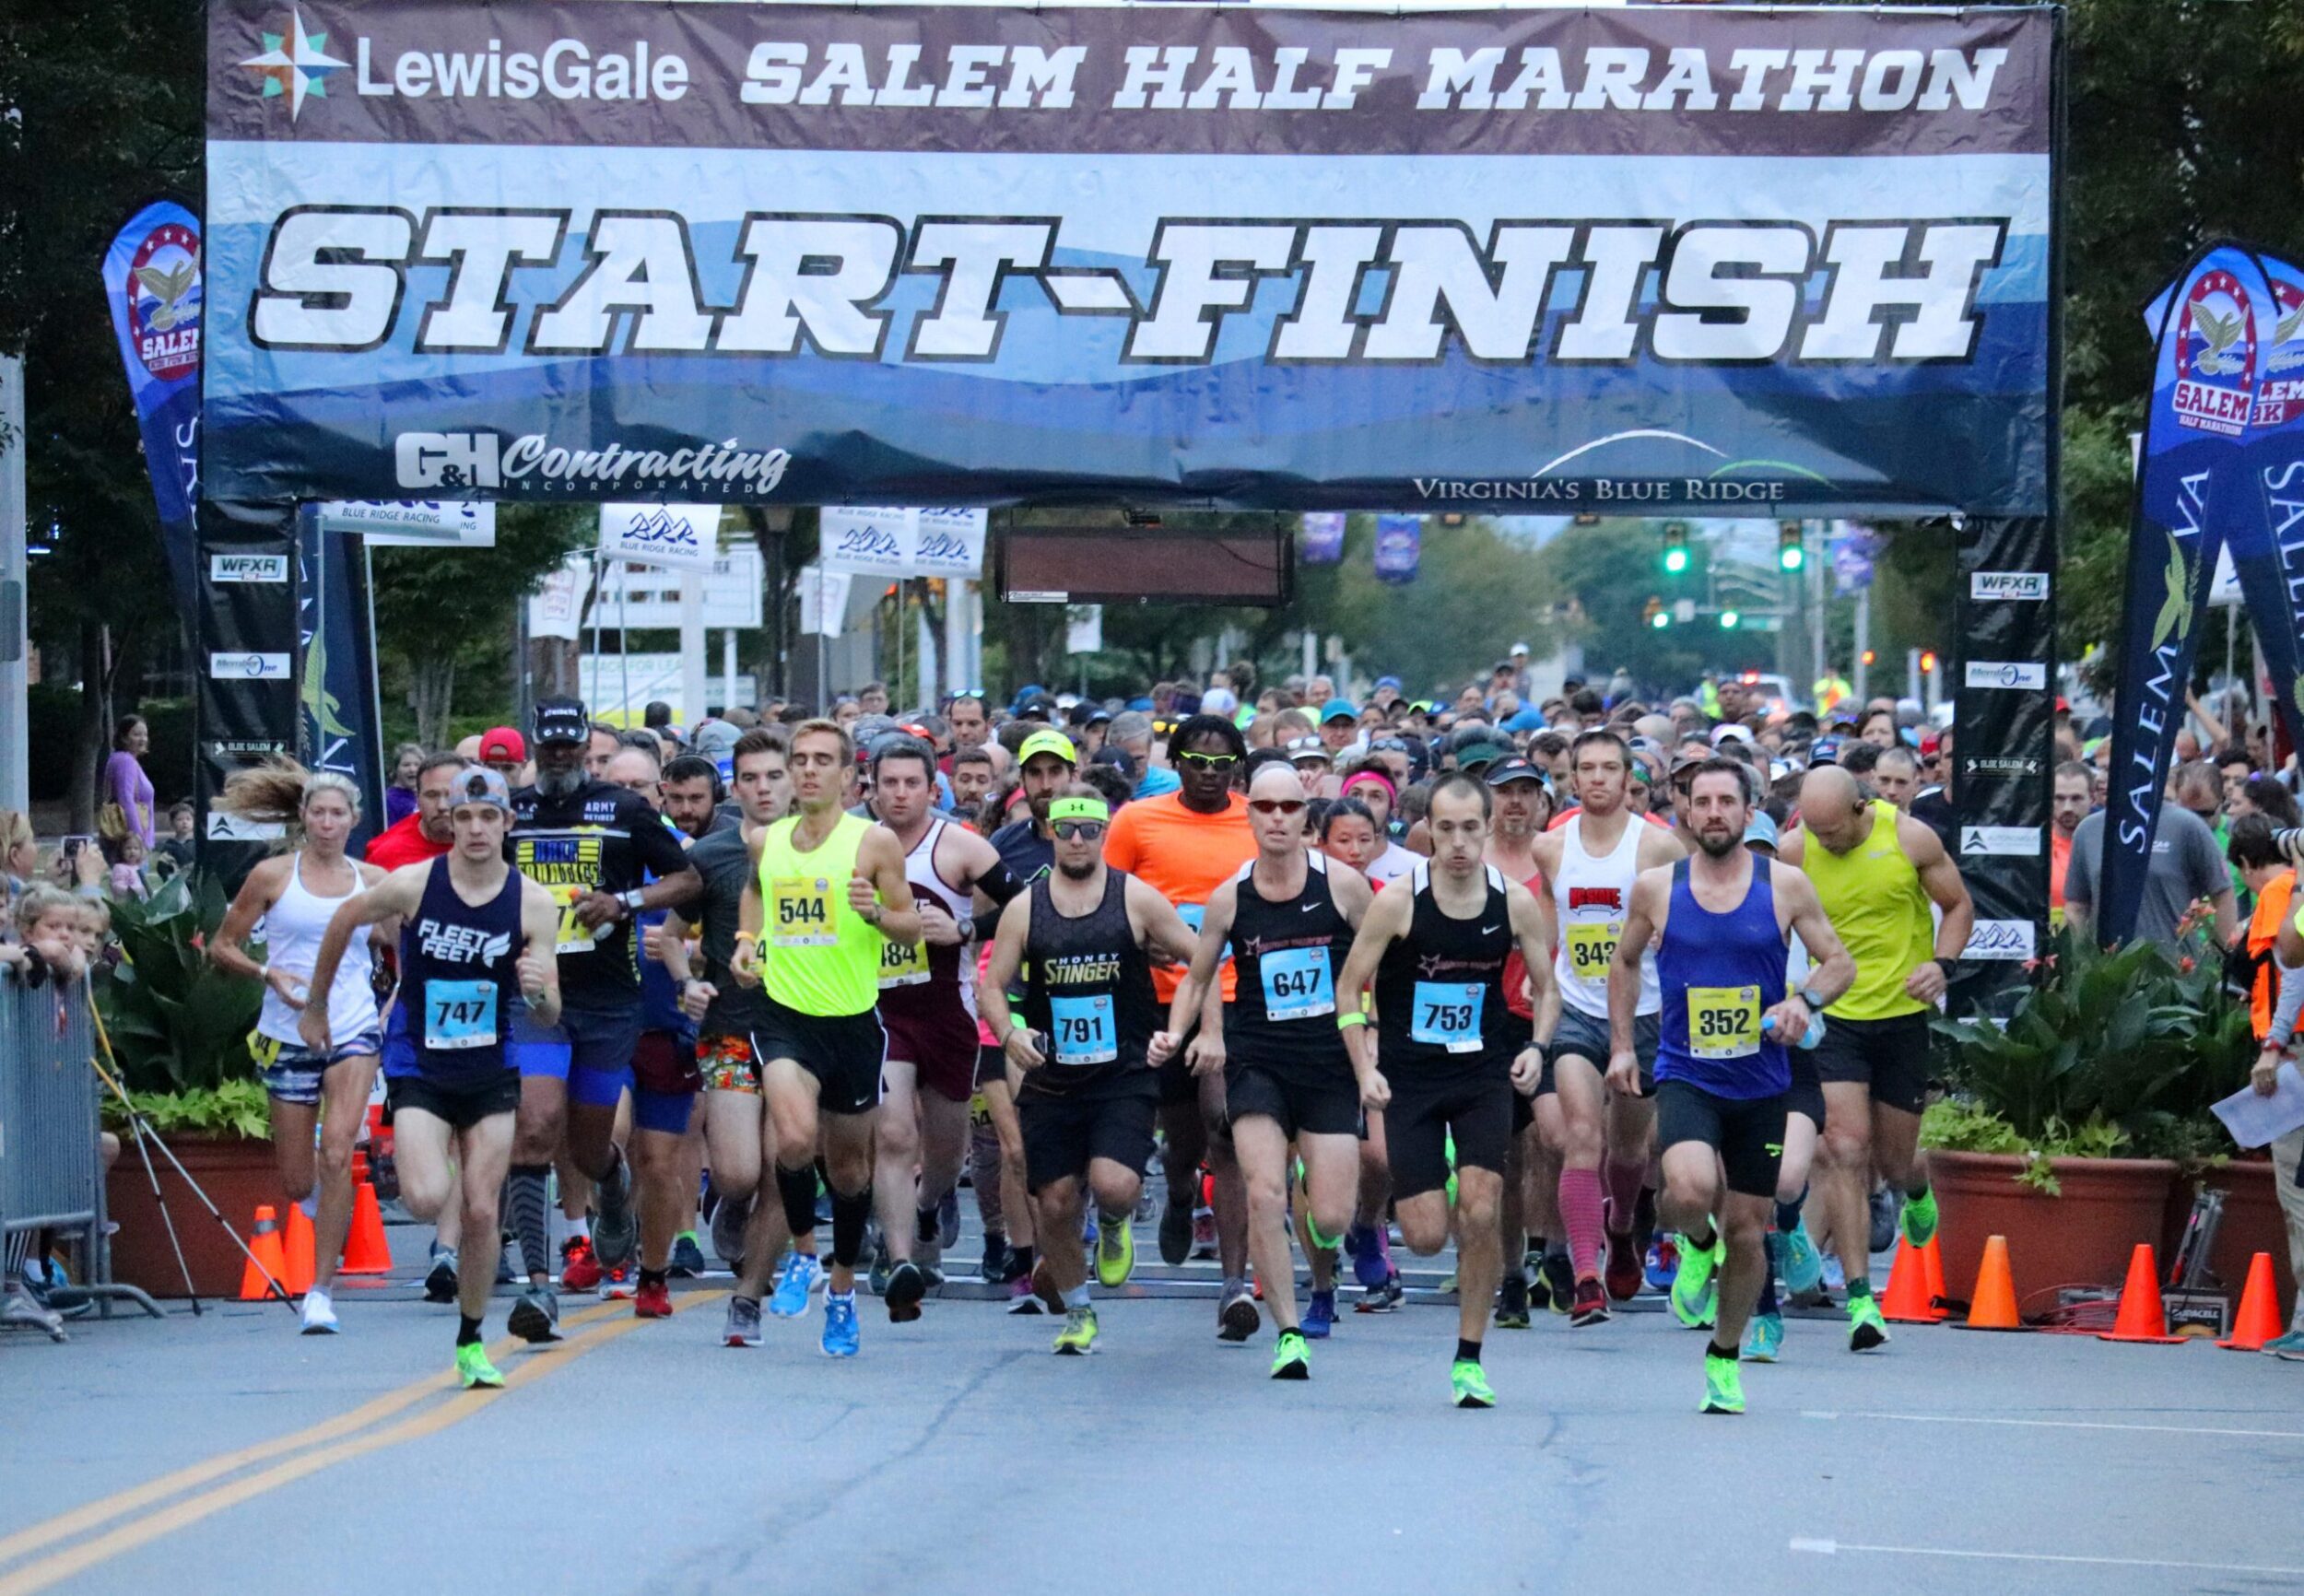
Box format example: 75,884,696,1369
209,552,288,582
209,651,292,680
1964,660,2048,690
1970,570,2049,601
204,1,2054,514
1961,918,2038,962
1960,824,2041,857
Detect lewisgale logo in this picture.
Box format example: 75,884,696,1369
1970,571,2048,601
2172,268,2256,437
208,553,287,583
396,431,789,496
1963,660,2047,690
240,6,347,123
209,652,291,680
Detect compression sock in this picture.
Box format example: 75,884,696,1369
1455,1337,1483,1366
1633,1186,1659,1244
830,1184,874,1271
1755,1231,1781,1318
775,1163,819,1238
508,1165,552,1281
1603,1156,1646,1233
1558,1166,1606,1280
456,1314,484,1347
1775,1191,1806,1237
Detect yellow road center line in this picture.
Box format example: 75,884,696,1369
0,1294,723,1596
0,1297,629,1571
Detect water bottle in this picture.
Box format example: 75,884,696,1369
1762,1008,1828,1050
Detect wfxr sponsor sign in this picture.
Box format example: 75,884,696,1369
205,1,2054,512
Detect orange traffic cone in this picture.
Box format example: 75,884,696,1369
1879,1236,1939,1324
239,1206,288,1301
282,1203,316,1297
2218,1252,2284,1350
1922,1237,1950,1321
2098,1243,2185,1344
1955,1234,2024,1331
340,1181,392,1276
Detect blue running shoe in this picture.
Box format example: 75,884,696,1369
1781,1220,1824,1297
1347,1224,1392,1292
1645,1237,1677,1294
1303,1288,1336,1340
821,1291,860,1357
770,1251,820,1319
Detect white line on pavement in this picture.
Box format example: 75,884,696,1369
1801,1409,2304,1440
1790,1538,2304,1577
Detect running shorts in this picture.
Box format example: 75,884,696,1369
390,1070,521,1132
1540,1006,1658,1097
509,1002,643,1098
973,1042,1010,1093
1017,1068,1158,1193
1384,1070,1512,1201
699,1033,761,1095
1224,1058,1359,1141
251,1028,382,1106
1812,1012,1932,1115
1784,1046,1826,1129
629,1031,701,1133
1657,1079,1787,1199
882,1002,980,1104
757,996,888,1117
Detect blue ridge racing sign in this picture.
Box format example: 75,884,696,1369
206,2,2054,512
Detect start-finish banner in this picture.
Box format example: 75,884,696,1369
206,2,2054,513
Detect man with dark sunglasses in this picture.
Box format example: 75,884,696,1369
1101,712,1260,1338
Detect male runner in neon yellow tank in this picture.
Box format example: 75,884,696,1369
731,719,923,1357
1778,765,1973,1353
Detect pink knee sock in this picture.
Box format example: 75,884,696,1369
1603,1157,1645,1235
1558,1167,1606,1282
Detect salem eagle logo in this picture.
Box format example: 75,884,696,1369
2189,302,2249,377
2151,531,2192,651
134,260,198,332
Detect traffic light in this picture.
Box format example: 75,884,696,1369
1662,522,1690,575
1920,650,1938,675
1642,596,1669,629
1778,520,1804,572
1719,608,1741,629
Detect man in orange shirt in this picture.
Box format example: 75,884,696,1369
2050,761,2091,926
1102,713,1259,1337
2236,816,2304,1355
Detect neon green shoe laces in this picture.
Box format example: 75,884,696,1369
1701,1351,1746,1414
1451,1359,1496,1409
1271,1330,1311,1380
455,1342,504,1390
1900,1186,1939,1249
1096,1215,1134,1288
1670,1234,1722,1329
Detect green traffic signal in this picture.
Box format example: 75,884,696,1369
1778,545,1804,572
1719,609,1741,629
1663,546,1690,575
1650,610,1671,629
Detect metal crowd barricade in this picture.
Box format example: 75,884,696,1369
0,975,160,1323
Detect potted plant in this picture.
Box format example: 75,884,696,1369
1924,921,2250,1316
95,871,280,1297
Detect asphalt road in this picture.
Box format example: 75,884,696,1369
5,1233,2302,1596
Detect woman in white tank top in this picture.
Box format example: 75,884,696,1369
208,762,388,1332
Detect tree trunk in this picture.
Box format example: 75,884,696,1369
412,656,456,749
67,619,107,832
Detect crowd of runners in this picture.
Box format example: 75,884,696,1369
213,666,1996,1414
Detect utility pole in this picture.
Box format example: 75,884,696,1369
0,358,25,813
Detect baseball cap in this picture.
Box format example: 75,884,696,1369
1454,738,1510,772
1510,642,1531,657
1744,814,1781,851
1482,756,1544,787
1014,693,1058,722
1710,723,1754,748
447,764,512,815
1809,735,1842,765
1375,675,1402,692
477,726,526,764
1017,729,1079,769
1320,698,1358,724
1670,746,1709,774
1285,734,1331,765
532,696,589,746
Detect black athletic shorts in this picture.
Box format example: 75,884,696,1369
756,996,888,1118
1812,1011,1932,1115
1384,1067,1513,1202
1017,1067,1158,1192
1155,1050,1199,1108
1656,1078,1787,1199
389,1070,520,1132
973,1041,1009,1093
1784,1047,1826,1129
1225,1057,1360,1141
1540,1006,1658,1097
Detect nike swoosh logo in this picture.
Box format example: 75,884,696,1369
1481,924,1501,935
1300,902,1321,913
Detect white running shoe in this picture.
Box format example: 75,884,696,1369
300,1288,340,1335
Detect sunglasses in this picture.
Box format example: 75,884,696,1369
1176,751,1240,772
1368,737,1409,753
1052,820,1107,842
1249,798,1308,816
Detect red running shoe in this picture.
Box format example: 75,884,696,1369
1604,1232,1643,1302
559,1237,602,1293
1570,1276,1612,1327
634,1275,673,1319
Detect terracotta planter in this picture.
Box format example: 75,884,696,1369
2196,1159,2298,1314
1930,1149,2177,1319
105,1132,286,1299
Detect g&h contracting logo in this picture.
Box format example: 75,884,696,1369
241,6,347,122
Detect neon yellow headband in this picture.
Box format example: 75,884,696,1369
1049,796,1111,824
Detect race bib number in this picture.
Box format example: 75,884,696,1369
1410,980,1483,1053
1176,902,1231,963
518,837,604,954
879,934,930,988
1259,946,1334,1021
770,876,837,948
425,980,499,1051
546,885,599,955
1565,922,1619,980
1687,986,1762,1060
1049,994,1118,1065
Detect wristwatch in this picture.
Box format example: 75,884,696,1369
1797,986,1825,1012
1934,956,1959,980
617,887,647,913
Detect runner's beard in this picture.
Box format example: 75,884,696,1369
535,766,583,798
1057,856,1098,881
1695,827,1741,860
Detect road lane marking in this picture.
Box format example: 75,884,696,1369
0,1298,629,1573
0,1294,722,1596
1801,1409,2304,1440
1790,1537,2304,1577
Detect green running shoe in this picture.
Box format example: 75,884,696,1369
1899,1185,1939,1249
1095,1212,1134,1287
1052,1304,1099,1355
1701,1350,1746,1414
1742,1310,1783,1364
1451,1359,1496,1409
1670,1233,1722,1329
1848,1292,1891,1352
455,1342,504,1391
1271,1329,1311,1380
